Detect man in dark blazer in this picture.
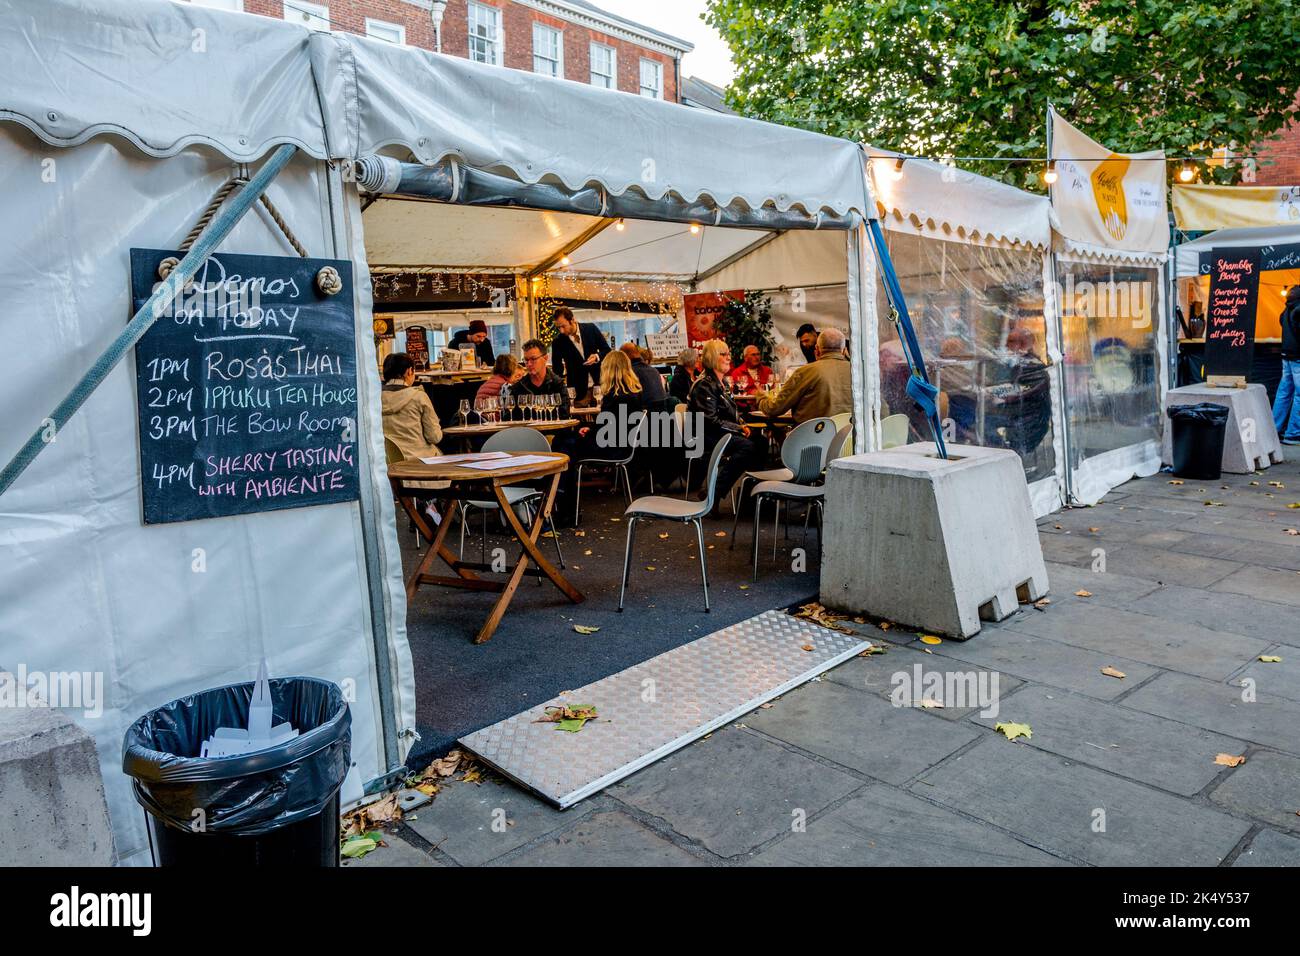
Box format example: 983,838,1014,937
550,306,611,400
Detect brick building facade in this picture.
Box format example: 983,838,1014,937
190,0,690,102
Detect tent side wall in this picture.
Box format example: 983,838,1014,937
0,0,416,864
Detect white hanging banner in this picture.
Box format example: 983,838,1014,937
1049,108,1169,254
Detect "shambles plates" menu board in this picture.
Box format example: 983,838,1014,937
1203,247,1261,381
130,249,360,524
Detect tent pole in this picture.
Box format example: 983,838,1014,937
0,143,299,498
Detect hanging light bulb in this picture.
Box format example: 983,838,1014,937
891,157,905,180
1178,160,1196,183
560,255,571,266
1042,161,1058,185
689,223,701,235
615,218,626,231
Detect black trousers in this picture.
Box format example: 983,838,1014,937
711,433,764,506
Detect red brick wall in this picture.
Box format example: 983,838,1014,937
241,0,678,101
1255,123,1300,185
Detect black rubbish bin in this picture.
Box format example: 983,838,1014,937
1167,402,1231,481
123,676,351,867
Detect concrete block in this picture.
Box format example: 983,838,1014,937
820,443,1048,639
1163,383,1284,473
0,706,114,865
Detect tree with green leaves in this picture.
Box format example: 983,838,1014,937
704,0,1300,188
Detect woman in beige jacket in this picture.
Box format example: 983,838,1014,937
380,353,443,460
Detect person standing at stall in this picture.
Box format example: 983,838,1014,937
448,319,495,368
551,307,611,401
795,323,819,364
1273,285,1300,445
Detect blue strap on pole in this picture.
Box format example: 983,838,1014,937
866,217,948,458
0,144,299,499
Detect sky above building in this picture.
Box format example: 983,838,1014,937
594,0,735,85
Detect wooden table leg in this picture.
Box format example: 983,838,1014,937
472,474,584,645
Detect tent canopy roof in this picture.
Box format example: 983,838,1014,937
1174,224,1300,277
362,198,776,282
866,150,1051,250
5,0,872,223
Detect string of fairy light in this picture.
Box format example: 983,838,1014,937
873,152,1254,186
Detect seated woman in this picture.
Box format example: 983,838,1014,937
668,347,700,406
576,349,646,460
380,352,445,520
474,353,524,405
687,339,763,512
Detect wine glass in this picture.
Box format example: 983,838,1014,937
502,394,513,422
520,394,533,422
552,393,562,421
458,399,470,428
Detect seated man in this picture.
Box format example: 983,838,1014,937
757,328,852,424
448,319,495,368
620,342,669,409
516,338,578,524
728,344,775,395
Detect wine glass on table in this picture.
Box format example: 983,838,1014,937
458,398,470,429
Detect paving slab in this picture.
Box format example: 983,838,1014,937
748,783,1065,867
1122,672,1300,755
1177,512,1300,548
1232,828,1300,866
404,776,592,866
919,625,1159,700
1040,562,1162,609
822,644,1025,720
1004,602,1270,681
912,738,1251,866
1232,654,1300,704
1127,584,1300,649
970,685,1246,795
1130,528,1263,560
744,680,980,783
1039,536,1242,588
1209,751,1300,832
502,810,703,866
610,726,861,858
1211,565,1300,607
342,831,445,868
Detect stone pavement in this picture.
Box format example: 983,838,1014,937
349,459,1300,867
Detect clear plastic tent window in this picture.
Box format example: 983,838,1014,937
874,231,1057,483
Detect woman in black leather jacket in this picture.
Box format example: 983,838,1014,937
687,339,763,508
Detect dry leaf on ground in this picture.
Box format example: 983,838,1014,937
573,624,600,634
793,601,855,634
1259,655,1283,663
535,704,598,733
1075,589,1093,597
919,634,943,645
1101,666,1127,679
1215,753,1246,767
995,721,1033,741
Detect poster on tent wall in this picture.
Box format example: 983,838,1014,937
1203,247,1261,380
129,249,360,525
682,290,742,349
1049,108,1169,253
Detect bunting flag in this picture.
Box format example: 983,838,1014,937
1049,107,1169,252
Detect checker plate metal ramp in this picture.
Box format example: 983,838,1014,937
459,609,870,808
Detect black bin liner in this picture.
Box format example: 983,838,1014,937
123,677,350,865
1167,402,1230,481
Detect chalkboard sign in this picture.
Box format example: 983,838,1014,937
130,249,360,524
1204,247,1261,380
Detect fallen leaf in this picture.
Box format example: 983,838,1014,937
1269,481,1285,488
918,698,945,709
574,530,585,537
1288,503,1300,509
995,721,1032,741
535,703,598,732
1101,666,1127,679
1259,655,1283,663
800,644,815,652
792,601,855,634
1168,479,1184,485
1203,500,1224,507
1034,598,1051,608
714,531,727,537
919,634,943,645
878,621,892,630
858,644,885,656
759,702,773,709
658,532,670,538
1075,589,1093,597
583,549,593,555
1088,527,1100,532
1286,529,1300,536
645,566,656,571
341,832,384,859
1215,753,1246,767
573,624,600,634
739,584,750,590
1250,481,1261,486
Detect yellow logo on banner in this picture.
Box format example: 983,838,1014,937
1091,154,1132,241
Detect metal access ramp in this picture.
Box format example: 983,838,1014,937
459,609,871,808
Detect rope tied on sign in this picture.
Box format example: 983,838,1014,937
158,172,309,282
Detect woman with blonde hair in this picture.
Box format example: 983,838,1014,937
687,338,763,509
576,348,647,463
